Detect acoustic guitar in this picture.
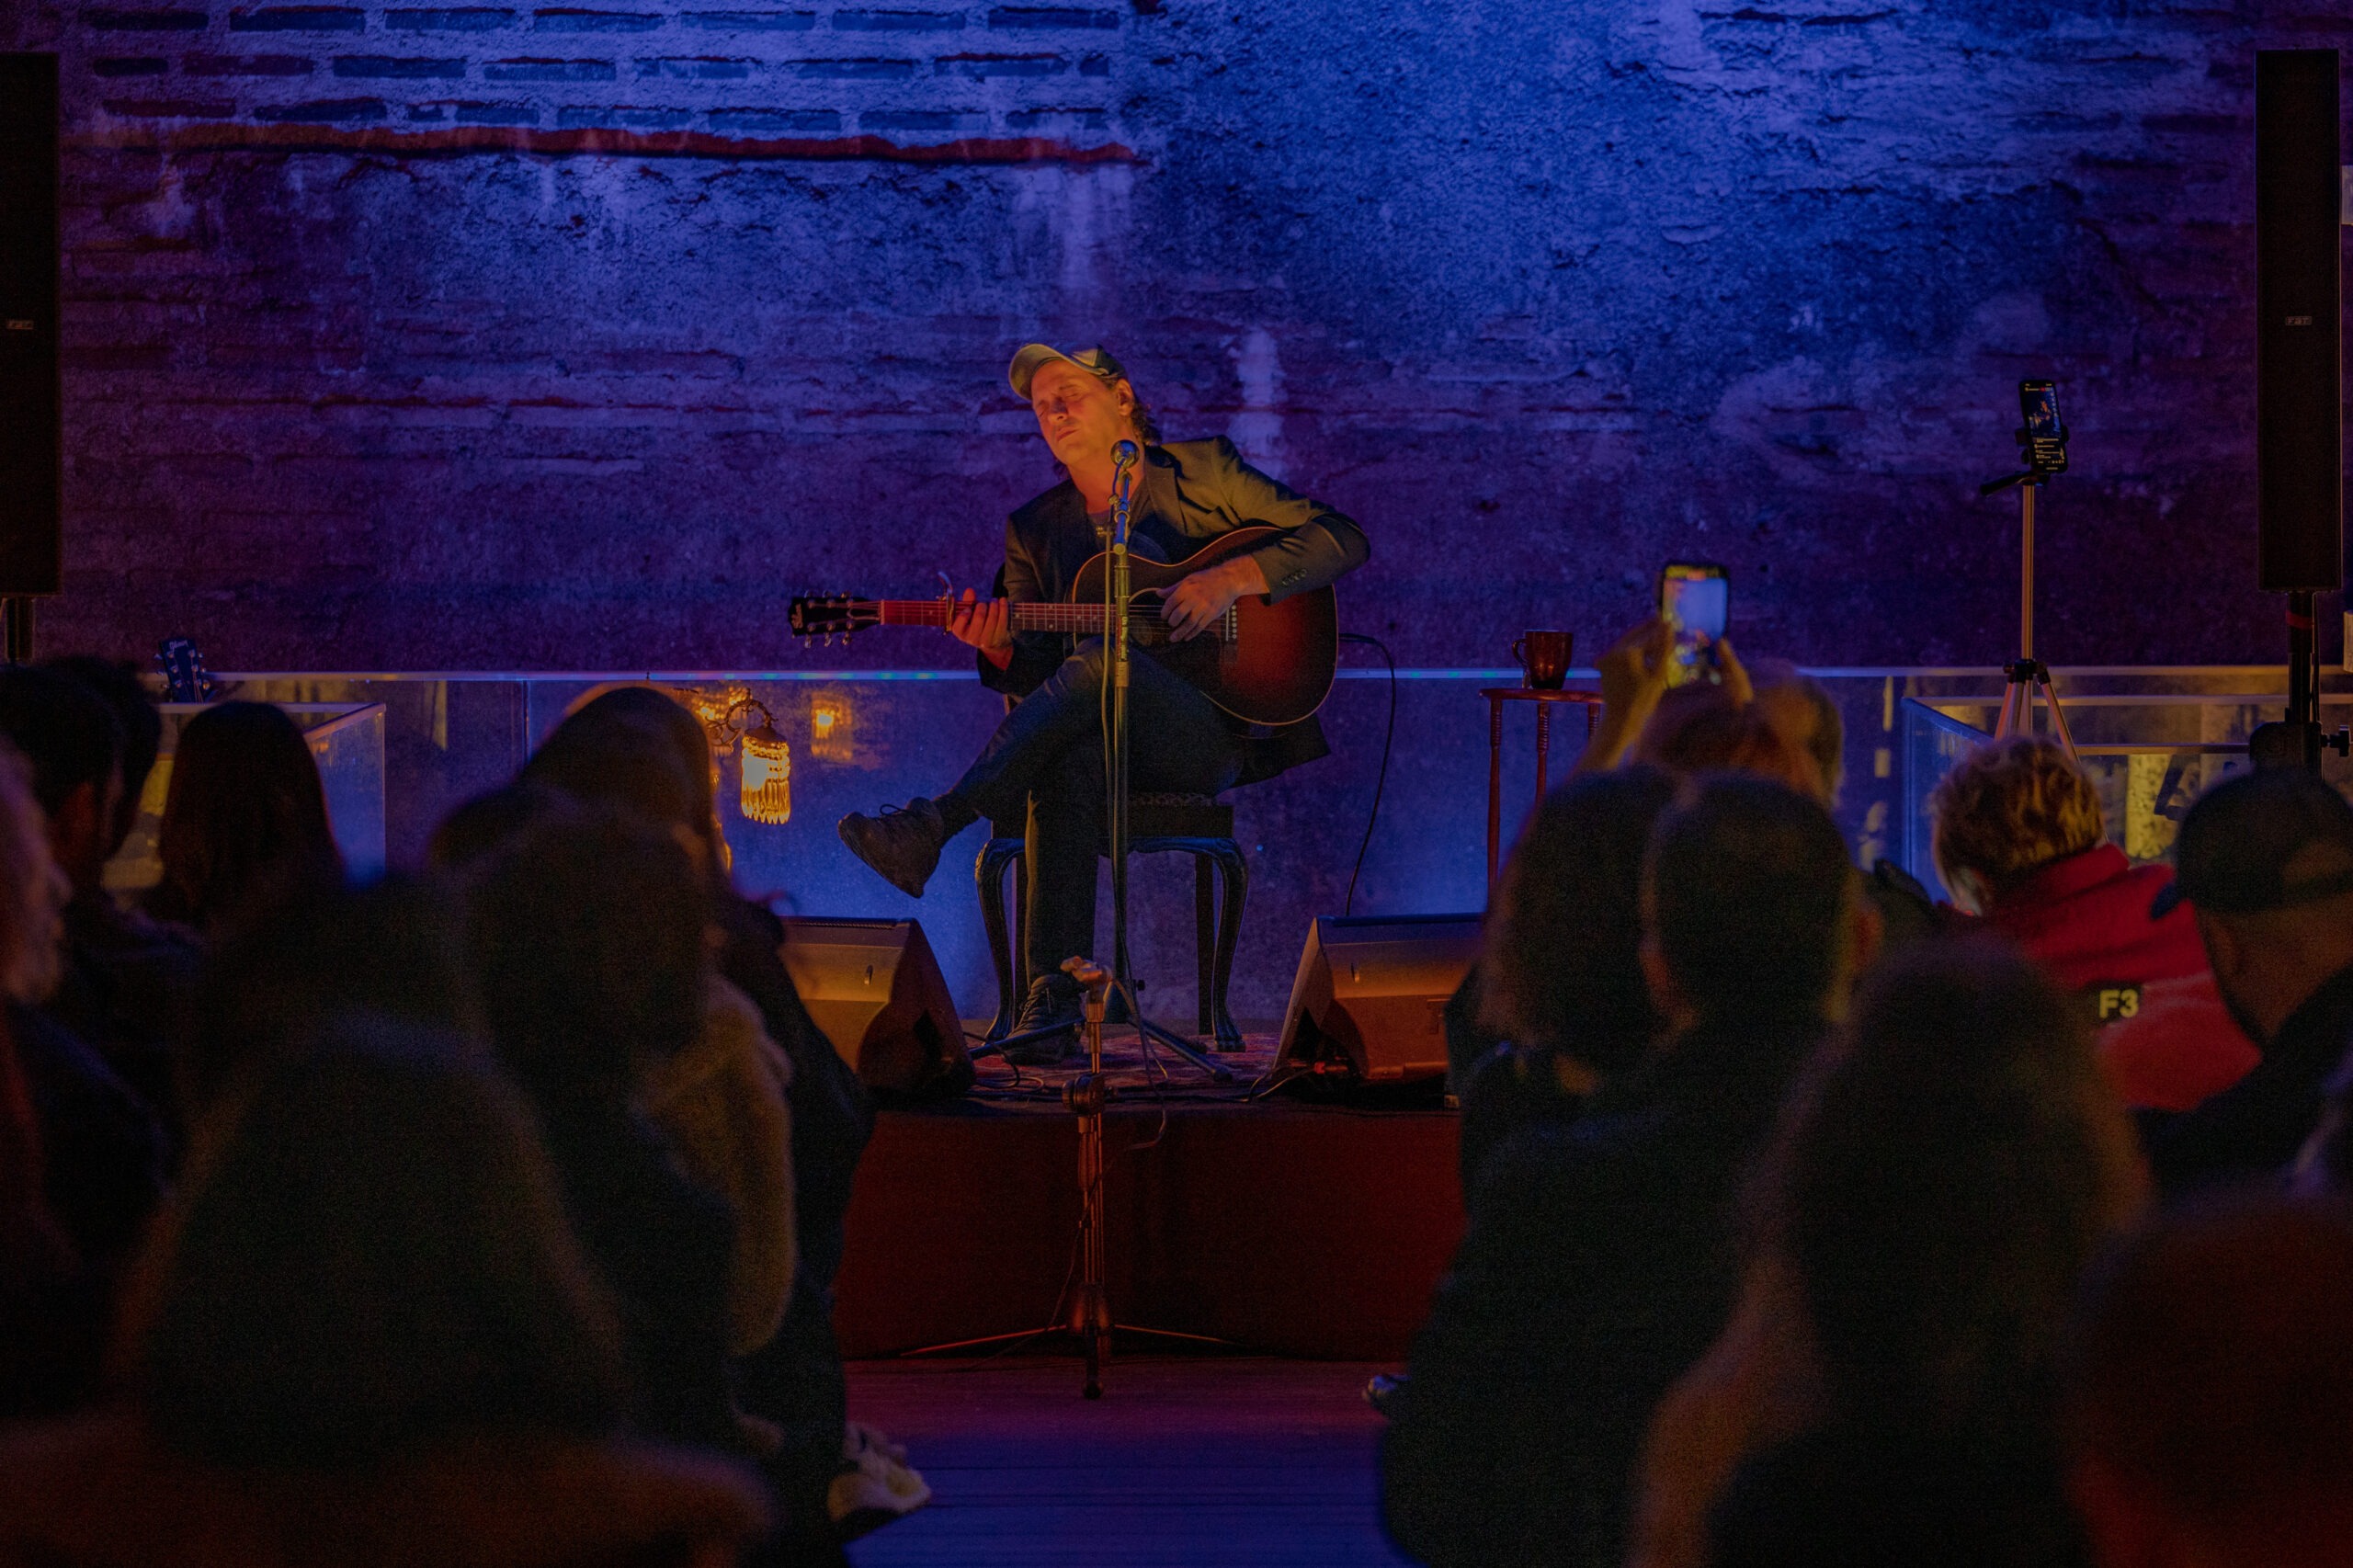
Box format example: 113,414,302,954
789,524,1336,728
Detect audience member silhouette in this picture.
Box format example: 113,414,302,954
147,700,344,940
39,658,162,851
0,735,104,1418
23,661,200,1141
2138,768,2353,1199
1634,938,2146,1568
0,1017,769,1568
523,687,881,1566
1931,736,2256,1113
1382,775,1878,1568
514,712,798,1363
2065,1198,2353,1568
462,808,742,1454
1456,767,1676,1188
0,699,167,1358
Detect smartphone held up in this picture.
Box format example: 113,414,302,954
1659,562,1729,687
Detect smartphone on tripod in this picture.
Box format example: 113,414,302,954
1659,561,1729,687
2020,380,2067,475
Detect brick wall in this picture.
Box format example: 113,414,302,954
6,1,2349,670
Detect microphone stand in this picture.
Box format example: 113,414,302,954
1104,446,1231,1083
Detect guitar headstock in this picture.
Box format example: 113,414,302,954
155,636,217,703
789,597,881,638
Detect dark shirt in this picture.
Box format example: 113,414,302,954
1382,1014,1829,1568
1455,1042,1590,1198
6,1002,166,1279
983,437,1370,784
2146,962,2353,1200
1710,1426,2089,1568
532,1096,738,1451
47,892,201,1152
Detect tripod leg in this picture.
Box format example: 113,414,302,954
1994,680,2023,740
2038,675,2080,762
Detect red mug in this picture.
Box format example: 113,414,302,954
1513,631,1573,690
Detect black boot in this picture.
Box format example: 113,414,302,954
836,798,950,898
1003,972,1085,1066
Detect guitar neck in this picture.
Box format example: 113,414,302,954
871,601,1117,632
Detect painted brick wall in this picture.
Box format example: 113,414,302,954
5,1,2349,671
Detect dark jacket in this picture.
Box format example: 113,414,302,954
530,1098,738,1452
982,437,1370,784
1382,1015,1829,1568
6,1001,166,1281
1708,1426,2089,1568
48,892,202,1153
0,1411,769,1568
2146,962,2353,1200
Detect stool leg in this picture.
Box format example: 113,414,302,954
1194,854,1214,1037
978,843,1018,1042
1013,853,1030,1004
1209,844,1248,1051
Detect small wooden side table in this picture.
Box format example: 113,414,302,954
1483,687,1606,894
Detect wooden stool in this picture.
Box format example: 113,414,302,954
977,791,1249,1051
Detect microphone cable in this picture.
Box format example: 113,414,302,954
1339,631,1396,918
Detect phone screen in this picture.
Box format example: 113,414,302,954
1660,562,1729,687
2019,380,2066,472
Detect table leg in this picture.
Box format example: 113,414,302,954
1486,698,1503,896
1535,702,1552,806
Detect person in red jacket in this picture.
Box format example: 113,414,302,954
1929,737,2256,1111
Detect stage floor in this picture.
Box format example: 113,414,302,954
833,1028,1463,1362
844,1356,1413,1567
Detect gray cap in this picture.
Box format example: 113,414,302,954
2150,767,2353,919
1008,342,1127,400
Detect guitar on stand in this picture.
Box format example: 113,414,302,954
788,525,1338,727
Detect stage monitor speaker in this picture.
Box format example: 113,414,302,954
2255,49,2343,593
778,916,972,1098
0,55,61,602
1275,913,1483,1085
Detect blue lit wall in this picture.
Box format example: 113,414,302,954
17,2,2347,675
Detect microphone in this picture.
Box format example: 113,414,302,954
1111,438,1139,472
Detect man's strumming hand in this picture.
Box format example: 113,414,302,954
948,588,1015,669
1163,556,1269,642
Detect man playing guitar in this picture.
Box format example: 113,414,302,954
837,343,1369,1059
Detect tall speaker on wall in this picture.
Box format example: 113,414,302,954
0,54,62,642
2255,49,2342,594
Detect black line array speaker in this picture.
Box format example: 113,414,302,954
2255,49,2343,593
0,55,61,603
1275,914,1483,1085
778,916,973,1098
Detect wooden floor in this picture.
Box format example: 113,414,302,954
844,1355,1417,1567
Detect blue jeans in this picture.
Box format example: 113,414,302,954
952,640,1245,979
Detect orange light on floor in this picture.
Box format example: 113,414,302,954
726,698,791,825
810,690,853,763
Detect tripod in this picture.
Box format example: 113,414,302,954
1980,446,2078,759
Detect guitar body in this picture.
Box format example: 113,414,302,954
788,523,1339,728
1067,526,1337,728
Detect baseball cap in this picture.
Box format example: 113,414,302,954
1008,342,1127,401
2150,768,2353,919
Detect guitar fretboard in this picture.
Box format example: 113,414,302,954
871,601,1152,632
